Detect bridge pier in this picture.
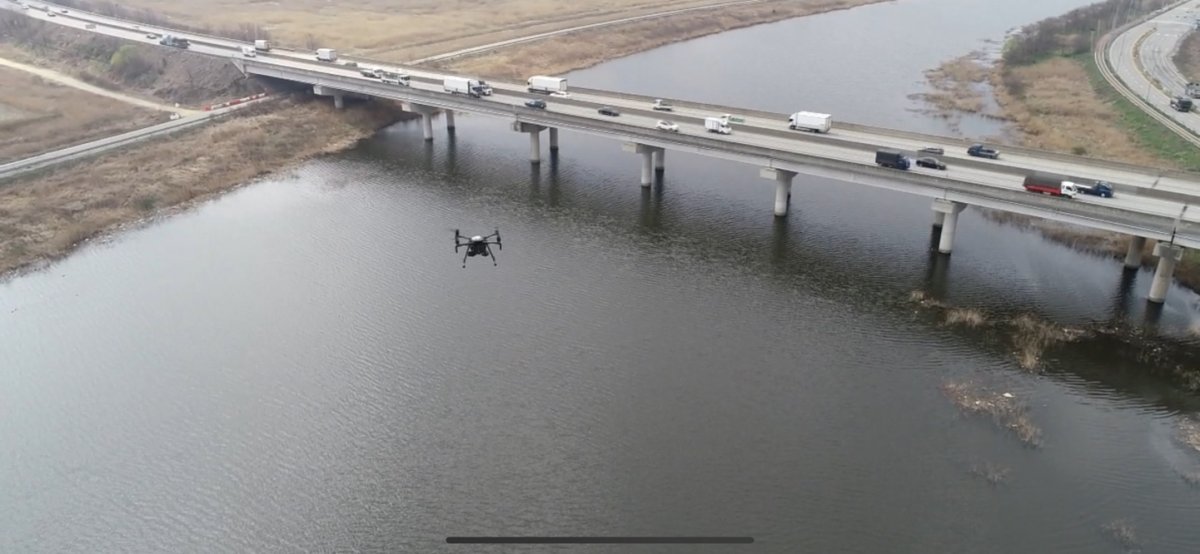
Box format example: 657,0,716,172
445,110,455,130
333,93,344,109
760,168,796,217
549,128,559,152
622,142,663,187
932,211,945,228
1124,236,1147,269
932,199,966,255
653,149,665,173
512,122,546,164
421,113,434,141
1148,243,1184,303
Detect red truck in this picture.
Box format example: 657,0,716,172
1023,173,1078,198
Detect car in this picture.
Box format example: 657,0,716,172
46,10,54,16
652,99,673,111
915,156,946,170
918,146,944,155
524,99,547,109
655,120,679,132
598,106,619,117
58,7,66,12
967,144,1000,159
550,91,571,98
146,32,159,39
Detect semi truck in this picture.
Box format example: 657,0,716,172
444,76,487,98
875,149,910,170
159,34,190,48
1022,173,1078,198
704,116,732,134
315,48,337,62
527,75,567,94
254,39,270,52
788,111,832,133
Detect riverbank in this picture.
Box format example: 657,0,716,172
917,0,1200,291
0,97,410,280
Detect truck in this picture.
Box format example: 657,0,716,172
1074,180,1114,198
254,39,270,52
527,75,567,94
788,111,832,133
704,116,732,134
444,76,486,98
1022,173,1078,198
315,48,337,62
652,99,673,111
475,80,493,96
875,149,910,170
240,45,256,57
1171,96,1193,112
1187,82,1200,99
159,34,190,48
379,70,410,86
359,66,381,78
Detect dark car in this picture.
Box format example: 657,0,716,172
918,147,944,156
915,156,946,170
967,144,1000,159
598,106,620,117
524,99,547,109
1077,180,1115,198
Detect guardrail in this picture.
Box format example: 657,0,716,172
248,61,1200,244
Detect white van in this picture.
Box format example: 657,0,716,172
240,45,256,57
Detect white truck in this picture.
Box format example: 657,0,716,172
240,45,256,57
444,76,486,97
359,66,381,78
254,39,270,52
704,116,732,135
527,75,567,94
315,48,337,62
379,70,410,86
788,111,832,133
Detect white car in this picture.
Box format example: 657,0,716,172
550,91,571,98
655,120,679,132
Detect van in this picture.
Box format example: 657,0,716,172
240,45,256,57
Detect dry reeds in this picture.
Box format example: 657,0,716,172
969,462,1011,485
1101,519,1138,550
942,381,1043,447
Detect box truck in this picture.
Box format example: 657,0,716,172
527,75,567,94
788,111,832,133
315,48,337,62
379,70,410,86
875,149,910,170
444,76,483,97
704,116,732,134
254,39,270,52
1022,173,1078,198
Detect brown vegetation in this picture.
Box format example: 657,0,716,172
1001,0,1174,66
969,462,1011,485
911,52,993,115
941,381,1043,447
0,65,164,163
1101,519,1138,550
0,98,409,278
440,0,878,80
1181,417,1200,455
1174,29,1200,83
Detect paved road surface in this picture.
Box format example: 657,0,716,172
1107,0,1200,134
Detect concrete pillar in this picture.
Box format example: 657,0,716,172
1148,243,1184,303
549,128,559,151
640,151,653,187
931,199,966,255
333,93,344,109
1124,236,1147,269
421,113,433,141
445,110,455,129
759,168,797,217
529,130,541,164
653,149,665,172
932,211,945,228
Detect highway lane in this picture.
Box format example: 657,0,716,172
1108,0,1200,134
13,0,1200,226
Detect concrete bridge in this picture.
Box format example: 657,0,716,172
14,1,1200,303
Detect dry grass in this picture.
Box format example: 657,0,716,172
1101,519,1138,550
945,307,987,328
992,58,1166,165
1180,417,1200,455
441,0,881,79
0,98,408,277
1175,29,1200,83
911,52,993,115
942,381,1042,447
969,462,1011,485
0,66,164,163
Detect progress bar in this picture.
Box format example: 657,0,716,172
447,537,753,544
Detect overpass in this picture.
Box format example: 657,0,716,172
12,1,1200,303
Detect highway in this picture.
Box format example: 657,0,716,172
1107,0,1200,136
11,0,1200,249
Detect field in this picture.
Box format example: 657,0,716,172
0,64,164,163
1174,29,1200,82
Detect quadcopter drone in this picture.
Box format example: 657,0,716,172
455,228,501,267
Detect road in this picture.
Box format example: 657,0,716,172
0,55,197,114
12,0,1200,240
1106,0,1200,136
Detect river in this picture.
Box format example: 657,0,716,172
4,0,1200,552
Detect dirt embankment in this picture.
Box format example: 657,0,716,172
0,10,264,106
0,98,409,278
1174,29,1200,83
0,65,166,162
439,0,884,80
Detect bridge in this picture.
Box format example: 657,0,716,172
11,1,1200,303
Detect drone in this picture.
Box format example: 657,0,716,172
455,228,501,267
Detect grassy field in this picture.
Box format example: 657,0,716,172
0,64,164,163
1174,29,1200,82
0,98,408,278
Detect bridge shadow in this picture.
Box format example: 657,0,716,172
638,182,665,231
